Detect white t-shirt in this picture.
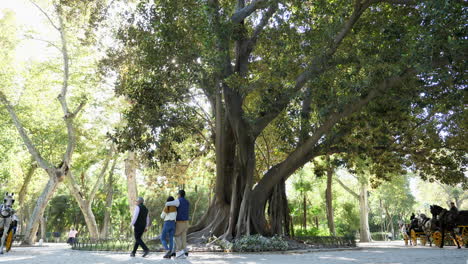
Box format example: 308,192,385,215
68,230,78,238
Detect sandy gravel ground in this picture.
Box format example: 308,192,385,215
0,241,466,264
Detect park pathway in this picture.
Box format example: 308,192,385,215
0,241,466,264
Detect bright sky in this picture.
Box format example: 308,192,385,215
1,0,60,62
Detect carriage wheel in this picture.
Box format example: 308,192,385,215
432,231,442,248
5,230,13,252
421,236,427,246
452,234,463,247
410,230,417,246
461,227,468,247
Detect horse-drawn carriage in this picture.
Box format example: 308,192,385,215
430,205,468,248
410,229,428,246
401,205,468,248
405,215,431,246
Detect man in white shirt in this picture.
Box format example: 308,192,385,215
130,197,150,257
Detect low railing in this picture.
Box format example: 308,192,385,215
73,235,355,252
72,237,163,252
295,236,356,247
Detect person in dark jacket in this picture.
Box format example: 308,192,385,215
130,197,150,257
166,190,190,258
449,202,458,214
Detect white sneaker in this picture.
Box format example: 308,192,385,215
175,250,186,258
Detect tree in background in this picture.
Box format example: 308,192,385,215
370,174,415,238
0,2,86,244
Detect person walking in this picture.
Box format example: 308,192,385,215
166,190,190,258
67,227,78,245
160,196,177,259
130,197,150,257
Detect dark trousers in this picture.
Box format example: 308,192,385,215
132,227,149,253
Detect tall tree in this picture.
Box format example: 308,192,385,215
336,165,372,242
65,146,114,240
0,2,86,244
106,0,466,238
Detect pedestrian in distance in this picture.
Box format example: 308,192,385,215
67,227,78,245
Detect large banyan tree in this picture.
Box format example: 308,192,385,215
104,0,466,239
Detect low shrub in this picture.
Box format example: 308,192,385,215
370,232,388,241
294,227,320,237
232,235,288,252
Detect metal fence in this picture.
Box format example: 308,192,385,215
72,235,355,252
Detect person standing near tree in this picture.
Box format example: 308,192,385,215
165,190,190,258
130,197,150,258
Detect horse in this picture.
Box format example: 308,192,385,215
418,214,433,246
0,193,15,254
430,204,468,248
398,220,412,246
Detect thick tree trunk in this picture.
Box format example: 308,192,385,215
17,163,37,235
17,163,37,212
81,203,99,240
187,197,230,242
325,160,336,236
125,151,138,214
359,182,371,242
39,215,46,241
22,173,60,245
267,178,290,236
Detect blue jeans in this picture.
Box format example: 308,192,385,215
161,221,175,251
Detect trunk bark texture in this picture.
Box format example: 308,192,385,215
267,178,290,236
22,173,61,245
100,158,117,239
325,163,336,236
358,182,371,242
125,151,138,214
39,215,46,241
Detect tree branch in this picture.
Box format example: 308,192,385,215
66,170,85,202
26,36,62,52
252,1,373,136
237,1,279,71
371,0,417,4
336,177,359,199
0,91,52,169
30,0,60,31
248,1,278,45
71,99,87,117
89,145,115,202
231,0,270,24
252,68,416,200
55,8,76,165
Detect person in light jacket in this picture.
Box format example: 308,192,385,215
161,196,177,259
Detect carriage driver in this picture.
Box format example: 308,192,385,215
449,202,458,214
